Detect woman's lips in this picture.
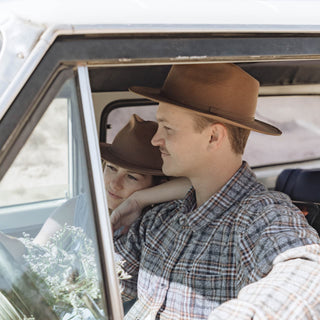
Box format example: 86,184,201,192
108,190,122,199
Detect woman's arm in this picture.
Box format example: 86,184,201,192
134,176,191,207
34,197,77,245
111,177,191,233
0,232,26,262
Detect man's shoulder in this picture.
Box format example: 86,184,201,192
237,189,302,227
241,189,293,209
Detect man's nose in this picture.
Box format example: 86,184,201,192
151,127,162,146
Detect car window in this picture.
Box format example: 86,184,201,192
105,105,157,143
104,95,320,167
0,95,68,207
244,95,320,167
0,76,109,319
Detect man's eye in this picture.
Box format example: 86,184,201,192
128,175,138,181
164,126,172,131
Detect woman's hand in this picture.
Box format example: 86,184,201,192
110,177,191,235
110,195,144,235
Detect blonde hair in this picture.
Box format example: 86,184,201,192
192,114,250,155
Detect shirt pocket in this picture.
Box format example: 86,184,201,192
140,243,165,276
184,266,232,305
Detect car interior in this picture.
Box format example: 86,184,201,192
89,61,320,235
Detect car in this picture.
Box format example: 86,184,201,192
0,0,320,319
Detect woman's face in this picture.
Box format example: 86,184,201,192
104,162,154,210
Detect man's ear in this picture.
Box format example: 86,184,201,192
208,123,227,149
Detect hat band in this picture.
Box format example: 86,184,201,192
208,106,255,123
160,89,256,123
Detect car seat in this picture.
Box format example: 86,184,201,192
275,168,320,235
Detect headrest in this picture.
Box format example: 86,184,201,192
275,168,320,203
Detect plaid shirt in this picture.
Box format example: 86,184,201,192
208,244,320,319
114,162,320,319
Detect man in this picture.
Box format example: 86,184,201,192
113,63,320,319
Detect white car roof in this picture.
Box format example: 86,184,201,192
1,0,320,26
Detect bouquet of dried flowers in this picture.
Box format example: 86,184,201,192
0,225,131,319
21,225,103,319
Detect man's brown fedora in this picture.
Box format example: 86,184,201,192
130,63,281,136
100,114,164,176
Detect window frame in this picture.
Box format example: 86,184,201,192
77,65,124,318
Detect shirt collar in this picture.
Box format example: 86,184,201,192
180,161,264,231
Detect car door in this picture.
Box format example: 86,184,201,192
0,65,123,319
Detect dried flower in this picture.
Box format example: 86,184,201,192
21,226,103,319
1,225,131,319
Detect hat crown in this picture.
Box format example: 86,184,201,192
100,114,163,175
161,63,259,121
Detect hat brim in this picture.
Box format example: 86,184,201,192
130,86,282,136
100,143,164,176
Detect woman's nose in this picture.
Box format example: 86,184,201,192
110,175,123,190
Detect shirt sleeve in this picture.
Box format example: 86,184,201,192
237,200,320,285
208,244,320,319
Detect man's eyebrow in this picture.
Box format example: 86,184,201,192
156,116,166,123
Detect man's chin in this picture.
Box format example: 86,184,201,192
162,164,180,177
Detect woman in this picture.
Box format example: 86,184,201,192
100,114,190,234
100,113,168,213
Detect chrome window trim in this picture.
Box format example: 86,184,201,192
77,65,123,319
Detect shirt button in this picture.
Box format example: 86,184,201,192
179,216,186,225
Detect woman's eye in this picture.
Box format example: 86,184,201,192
127,175,138,181
107,164,117,172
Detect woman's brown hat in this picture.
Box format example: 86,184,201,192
100,114,164,176
130,63,281,136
